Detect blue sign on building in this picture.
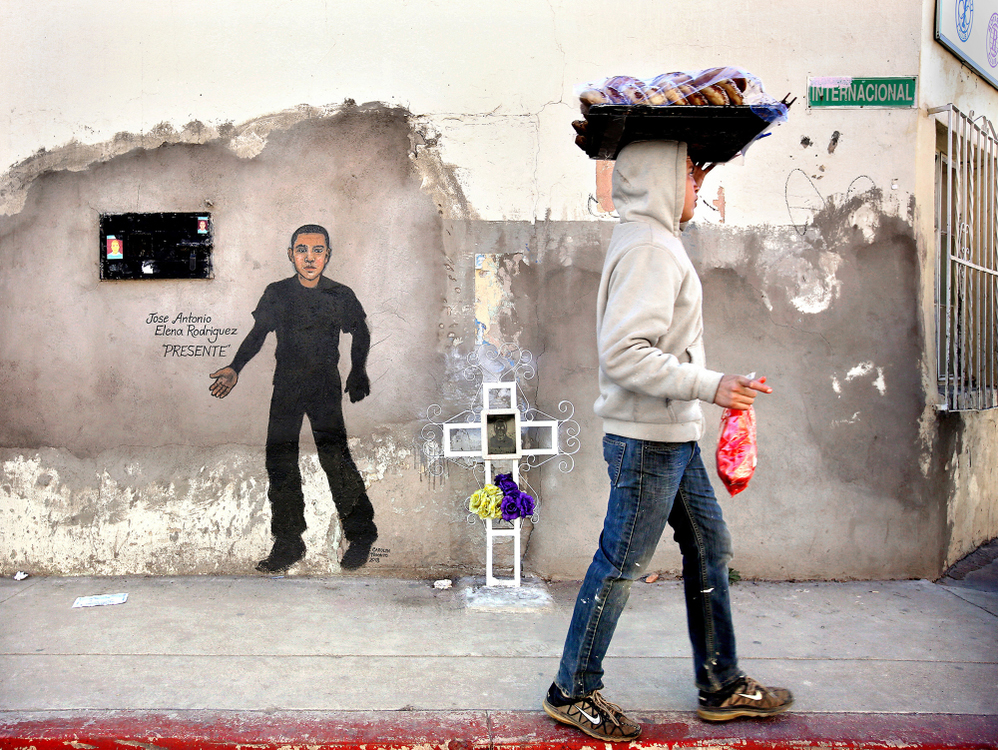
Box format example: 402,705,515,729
937,0,998,90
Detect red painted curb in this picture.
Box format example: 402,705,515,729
1,711,996,749
494,711,998,749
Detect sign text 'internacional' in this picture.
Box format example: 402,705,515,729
808,77,917,108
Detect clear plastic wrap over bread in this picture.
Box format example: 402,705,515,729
576,67,786,120
572,67,790,162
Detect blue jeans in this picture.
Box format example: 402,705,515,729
555,435,742,696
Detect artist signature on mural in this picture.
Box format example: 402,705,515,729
146,311,239,357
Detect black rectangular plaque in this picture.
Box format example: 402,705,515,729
100,212,213,280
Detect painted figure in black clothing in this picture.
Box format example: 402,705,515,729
209,224,377,572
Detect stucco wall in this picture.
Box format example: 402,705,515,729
2,0,995,579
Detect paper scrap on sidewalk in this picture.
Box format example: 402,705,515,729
72,593,128,608
13,571,29,581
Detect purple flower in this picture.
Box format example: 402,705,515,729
493,474,536,520
501,490,523,521
494,473,518,495
500,489,537,521
518,492,536,517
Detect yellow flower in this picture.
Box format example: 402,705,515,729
469,484,503,519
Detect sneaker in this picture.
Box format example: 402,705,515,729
542,683,641,741
697,675,793,722
255,536,306,573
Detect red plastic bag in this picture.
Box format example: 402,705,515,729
716,406,757,496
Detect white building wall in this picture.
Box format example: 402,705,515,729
3,1,923,226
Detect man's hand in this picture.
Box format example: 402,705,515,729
345,369,370,403
209,367,238,399
713,374,772,410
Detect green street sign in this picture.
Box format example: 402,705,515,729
808,76,917,108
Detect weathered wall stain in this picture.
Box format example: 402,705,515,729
0,103,474,221
0,99,986,579
0,105,450,457
0,105,493,576
698,189,924,499
684,183,944,577
473,206,934,578
1,447,268,575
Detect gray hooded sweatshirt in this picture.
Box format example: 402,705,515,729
594,140,724,443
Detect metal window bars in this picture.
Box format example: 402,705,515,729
929,104,998,411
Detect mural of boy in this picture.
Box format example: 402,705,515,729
209,224,377,572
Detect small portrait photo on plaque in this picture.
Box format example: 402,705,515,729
484,410,519,459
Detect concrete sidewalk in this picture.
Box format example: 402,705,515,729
1,561,996,748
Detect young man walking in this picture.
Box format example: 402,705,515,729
542,141,792,741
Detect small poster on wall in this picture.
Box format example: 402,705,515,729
106,236,123,259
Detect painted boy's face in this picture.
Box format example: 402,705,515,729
288,232,330,287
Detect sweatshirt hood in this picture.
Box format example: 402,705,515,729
611,140,687,234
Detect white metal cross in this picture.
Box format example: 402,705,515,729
420,344,580,588
443,382,560,586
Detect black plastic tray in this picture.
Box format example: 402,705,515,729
581,104,773,162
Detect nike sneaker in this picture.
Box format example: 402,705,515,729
697,675,793,722
542,683,641,740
